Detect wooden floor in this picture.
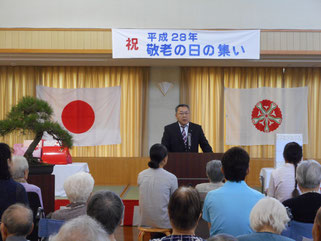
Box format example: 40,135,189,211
115,226,140,241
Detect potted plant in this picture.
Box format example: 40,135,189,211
0,96,73,173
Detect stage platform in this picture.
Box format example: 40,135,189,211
72,156,276,188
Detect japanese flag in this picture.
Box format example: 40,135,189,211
225,87,308,145
36,86,121,146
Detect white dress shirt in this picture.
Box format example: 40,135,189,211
267,163,300,202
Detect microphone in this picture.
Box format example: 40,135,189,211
188,133,192,151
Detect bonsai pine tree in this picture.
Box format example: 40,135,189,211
0,96,73,164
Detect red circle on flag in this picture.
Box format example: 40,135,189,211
251,99,282,133
61,100,95,134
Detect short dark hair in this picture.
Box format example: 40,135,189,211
168,187,201,230
87,190,124,235
283,142,303,198
175,104,190,113
283,142,302,165
1,204,33,236
0,143,12,180
221,147,249,182
148,143,168,169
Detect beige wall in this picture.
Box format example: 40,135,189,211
1,0,321,29
0,30,112,51
148,67,180,149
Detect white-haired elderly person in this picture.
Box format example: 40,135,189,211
195,160,224,194
51,172,94,221
49,215,108,241
11,155,43,208
283,160,321,223
237,197,294,241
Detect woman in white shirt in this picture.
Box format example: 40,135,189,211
138,144,178,229
267,142,302,202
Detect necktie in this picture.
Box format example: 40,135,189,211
181,126,187,145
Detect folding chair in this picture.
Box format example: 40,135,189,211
195,192,210,239
281,220,313,241
27,192,42,241
138,227,171,241
38,217,65,241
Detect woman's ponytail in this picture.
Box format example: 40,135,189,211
291,163,300,198
148,160,159,169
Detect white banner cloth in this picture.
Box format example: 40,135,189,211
53,163,89,197
37,86,121,146
225,87,308,145
112,29,260,59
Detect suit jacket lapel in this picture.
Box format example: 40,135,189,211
188,122,195,136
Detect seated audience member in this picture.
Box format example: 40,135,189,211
203,147,264,236
152,186,205,241
0,143,28,241
313,207,321,241
195,160,224,194
237,197,294,241
138,144,178,229
49,215,108,241
283,160,321,223
267,142,302,202
0,204,34,241
51,172,94,221
87,190,124,241
207,234,238,241
11,155,43,207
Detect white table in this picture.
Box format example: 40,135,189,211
52,162,89,197
259,167,275,192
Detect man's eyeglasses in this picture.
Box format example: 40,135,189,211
177,112,190,116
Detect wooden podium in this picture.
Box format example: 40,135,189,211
164,153,224,186
28,174,55,215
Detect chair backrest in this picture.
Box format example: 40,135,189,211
38,219,65,238
27,191,42,241
281,220,313,241
195,191,210,239
198,192,208,206
28,192,42,215
138,227,171,241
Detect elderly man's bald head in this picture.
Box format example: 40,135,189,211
1,204,33,238
168,186,202,231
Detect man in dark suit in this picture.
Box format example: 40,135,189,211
161,104,212,153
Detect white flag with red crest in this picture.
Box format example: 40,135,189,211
225,87,308,145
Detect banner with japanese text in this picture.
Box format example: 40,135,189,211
112,29,260,59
